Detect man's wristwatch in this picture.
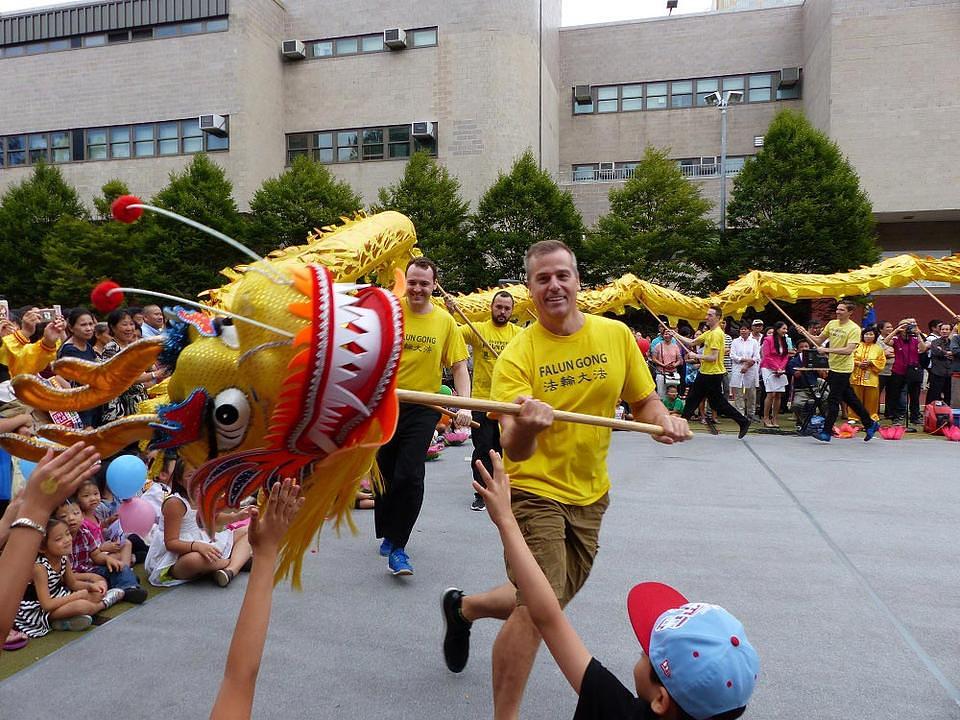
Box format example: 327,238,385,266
10,518,46,537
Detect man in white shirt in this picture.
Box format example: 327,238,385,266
140,304,165,338
729,323,760,423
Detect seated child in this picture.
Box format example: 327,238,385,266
15,518,126,636
662,385,685,416
473,451,760,720
144,461,252,588
72,481,147,604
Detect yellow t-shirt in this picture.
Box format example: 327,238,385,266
823,319,860,374
491,316,655,506
460,320,523,400
698,327,727,375
397,299,469,393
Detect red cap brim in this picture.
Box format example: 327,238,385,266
627,582,689,654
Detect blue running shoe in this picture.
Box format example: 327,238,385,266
389,547,413,576
864,421,880,442
815,430,832,442
379,538,394,557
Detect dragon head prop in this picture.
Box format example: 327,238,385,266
1,198,410,584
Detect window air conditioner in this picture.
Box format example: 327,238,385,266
384,28,407,49
412,121,436,139
199,114,228,137
598,162,615,171
573,85,592,104
779,67,800,87
281,39,306,59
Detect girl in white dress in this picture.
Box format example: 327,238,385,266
145,461,252,588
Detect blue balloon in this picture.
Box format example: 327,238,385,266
19,460,38,479
106,455,147,500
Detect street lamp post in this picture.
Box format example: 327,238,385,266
705,89,743,232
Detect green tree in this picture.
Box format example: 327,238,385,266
721,109,879,282
372,152,473,292
588,147,716,291
247,156,361,255
0,162,87,304
471,149,586,288
92,179,132,220
137,154,245,299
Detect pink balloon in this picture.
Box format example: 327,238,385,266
118,498,156,537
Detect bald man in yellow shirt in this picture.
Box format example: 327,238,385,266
440,241,690,718
449,290,522,512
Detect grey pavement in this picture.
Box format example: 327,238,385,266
2,432,959,719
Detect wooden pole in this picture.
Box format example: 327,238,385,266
396,389,689,438
436,282,501,359
765,296,820,346
913,280,960,321
637,298,696,349
428,403,480,429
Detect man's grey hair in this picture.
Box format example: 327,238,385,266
523,240,578,277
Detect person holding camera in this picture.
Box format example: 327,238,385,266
882,318,928,428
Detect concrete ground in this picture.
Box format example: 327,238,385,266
2,431,958,719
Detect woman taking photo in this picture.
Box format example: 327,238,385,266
759,321,790,427
850,326,886,422
101,309,165,422
882,318,927,427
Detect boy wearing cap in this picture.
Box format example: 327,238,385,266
473,450,759,720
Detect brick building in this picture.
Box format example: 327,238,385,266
0,0,957,316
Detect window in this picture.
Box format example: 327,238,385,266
596,86,618,113
154,25,178,38
6,136,26,165
206,18,229,32
158,122,179,155
4,46,25,57
362,128,384,159
107,31,129,43
181,120,203,153
572,164,596,182
82,34,105,46
615,161,638,179
696,78,718,106
748,73,772,102
621,84,643,111
134,125,155,157
670,80,692,108
180,22,203,35
388,126,410,158
777,72,800,101
725,156,746,175
410,28,438,47
47,39,70,51
722,76,744,93
206,130,229,151
28,134,48,163
131,28,153,41
573,95,593,115
312,40,334,57
287,124,436,165
337,131,359,161
110,126,131,159
361,34,384,52
336,37,358,55
86,129,107,160
51,132,70,162
646,83,667,110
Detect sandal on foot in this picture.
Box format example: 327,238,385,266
4,629,29,651
51,615,93,632
213,569,235,587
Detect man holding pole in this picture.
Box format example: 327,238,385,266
440,240,689,719
448,290,522,511
375,258,472,576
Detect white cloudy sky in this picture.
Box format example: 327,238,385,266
0,0,715,25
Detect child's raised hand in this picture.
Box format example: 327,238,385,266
248,478,304,555
472,451,514,527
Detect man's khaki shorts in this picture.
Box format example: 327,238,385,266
506,489,609,608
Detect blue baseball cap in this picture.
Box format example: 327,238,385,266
627,582,760,720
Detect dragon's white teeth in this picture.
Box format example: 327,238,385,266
333,291,359,308
331,365,358,384
349,306,379,332
333,323,360,348
328,384,371,417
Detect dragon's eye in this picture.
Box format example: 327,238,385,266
213,388,250,450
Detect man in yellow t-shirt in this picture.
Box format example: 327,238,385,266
375,258,471,577
449,290,522,512
674,305,751,438
805,300,880,442
440,241,690,715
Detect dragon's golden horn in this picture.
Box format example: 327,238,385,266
36,414,159,459
13,339,163,412
0,433,68,463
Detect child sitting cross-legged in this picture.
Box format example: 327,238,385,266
14,517,126,636
69,481,147,604
473,451,760,720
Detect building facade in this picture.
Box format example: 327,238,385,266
1,0,957,312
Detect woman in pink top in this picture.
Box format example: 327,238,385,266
760,321,790,427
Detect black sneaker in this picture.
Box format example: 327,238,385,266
470,496,485,512
441,588,472,673
121,586,148,605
